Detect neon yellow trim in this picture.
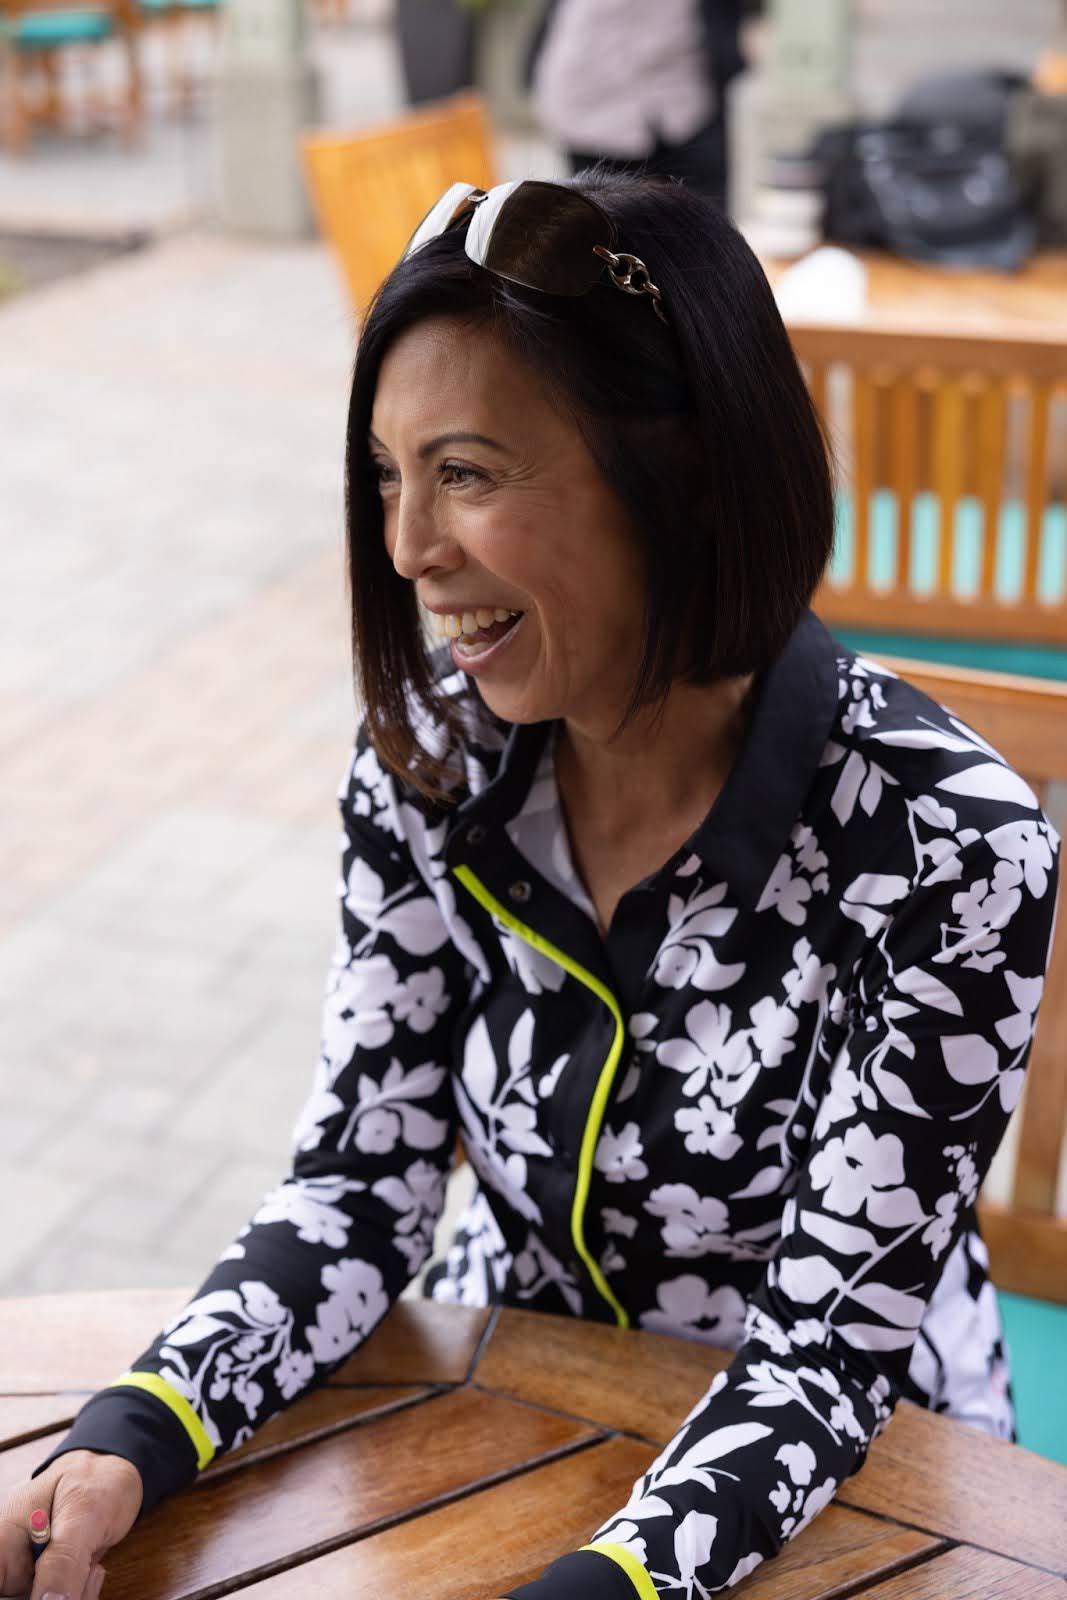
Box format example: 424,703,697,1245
580,1542,659,1600
109,1371,216,1470
452,864,630,1328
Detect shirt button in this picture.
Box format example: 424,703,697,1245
466,823,487,846
508,880,533,904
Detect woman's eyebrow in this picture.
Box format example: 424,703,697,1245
367,429,507,458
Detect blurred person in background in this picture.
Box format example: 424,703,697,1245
530,0,762,209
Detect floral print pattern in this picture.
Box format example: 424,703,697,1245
44,615,1058,1600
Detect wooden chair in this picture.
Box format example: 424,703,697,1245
300,92,498,318
873,653,1067,1304
790,323,1067,647
0,0,142,152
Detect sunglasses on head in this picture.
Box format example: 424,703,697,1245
402,179,669,325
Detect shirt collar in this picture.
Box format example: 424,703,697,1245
452,609,841,904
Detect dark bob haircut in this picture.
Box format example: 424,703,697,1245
346,168,834,801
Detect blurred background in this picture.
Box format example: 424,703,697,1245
1,0,1065,1454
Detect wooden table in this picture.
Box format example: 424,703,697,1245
2,1290,1066,1598
762,250,1067,338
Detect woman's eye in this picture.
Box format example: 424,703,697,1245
441,461,484,487
373,460,398,488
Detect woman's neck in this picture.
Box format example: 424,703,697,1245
556,673,755,834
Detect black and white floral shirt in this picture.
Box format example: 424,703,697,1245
41,613,1059,1598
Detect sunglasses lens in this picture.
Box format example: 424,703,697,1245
403,181,483,259
477,182,615,297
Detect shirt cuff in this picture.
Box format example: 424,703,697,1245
32,1387,201,1514
504,1545,654,1600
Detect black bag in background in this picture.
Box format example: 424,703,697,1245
813,70,1036,270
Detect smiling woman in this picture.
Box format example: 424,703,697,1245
9,174,1060,1600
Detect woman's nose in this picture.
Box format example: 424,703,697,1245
387,493,461,582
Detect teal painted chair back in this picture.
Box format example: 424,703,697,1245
790,322,1067,648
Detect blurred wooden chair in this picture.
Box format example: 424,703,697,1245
0,0,142,152
875,653,1067,1305
300,92,498,318
791,323,1067,650
138,0,219,118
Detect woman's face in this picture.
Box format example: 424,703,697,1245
369,314,647,735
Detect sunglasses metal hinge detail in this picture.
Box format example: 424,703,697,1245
593,245,669,324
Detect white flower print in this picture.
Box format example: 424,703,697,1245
391,968,450,1034
987,818,1057,898
245,1176,366,1249
306,1257,389,1365
652,880,746,992
756,854,813,927
657,999,759,1108
640,1275,746,1348
275,1348,315,1400
941,862,1023,972
513,1233,582,1315
840,872,910,938
776,1439,816,1486
321,949,401,1072
338,1059,450,1156
749,996,799,1067
782,938,835,1007
941,1034,1027,1116
808,1125,922,1225
921,1193,958,1259
674,1095,743,1160
994,970,1045,1050
944,1143,980,1205
602,1206,638,1239
595,1122,649,1184
645,1183,730,1257
372,1159,447,1273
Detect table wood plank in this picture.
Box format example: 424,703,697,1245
0,1287,193,1392
102,1387,599,1600
478,1307,729,1439
235,1436,942,1600
328,1301,491,1387
0,1394,91,1449
0,1388,426,1496
843,1399,1067,1576
200,1385,428,1479
479,1308,1067,1574
858,1545,1067,1598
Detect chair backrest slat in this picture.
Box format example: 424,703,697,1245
790,323,1067,645
300,94,497,319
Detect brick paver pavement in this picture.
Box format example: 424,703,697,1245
0,229,488,1300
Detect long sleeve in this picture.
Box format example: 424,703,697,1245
507,822,1059,1598
34,732,471,1512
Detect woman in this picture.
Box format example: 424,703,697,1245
3,173,1058,1600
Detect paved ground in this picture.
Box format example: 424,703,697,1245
0,14,548,1299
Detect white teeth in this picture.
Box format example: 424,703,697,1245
455,636,495,656
430,607,523,639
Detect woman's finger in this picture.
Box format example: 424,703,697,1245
85,1561,107,1600
28,1491,96,1600
0,1511,36,1597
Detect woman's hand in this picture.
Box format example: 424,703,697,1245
0,1450,143,1599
